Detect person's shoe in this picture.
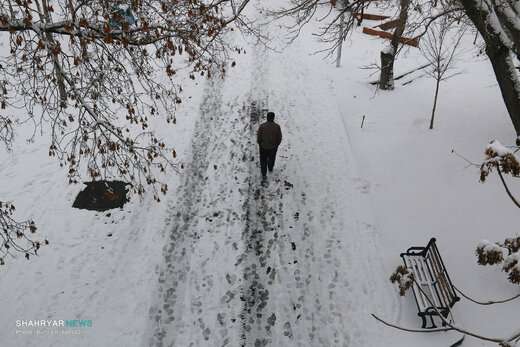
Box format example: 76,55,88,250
261,175,267,186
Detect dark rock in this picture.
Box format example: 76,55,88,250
72,180,130,211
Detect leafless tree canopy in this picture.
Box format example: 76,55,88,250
0,0,251,195
272,0,371,54
0,0,251,264
272,0,465,54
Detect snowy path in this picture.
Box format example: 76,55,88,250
147,4,396,346
148,72,251,347
245,21,398,346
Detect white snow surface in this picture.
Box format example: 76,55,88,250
1,1,520,347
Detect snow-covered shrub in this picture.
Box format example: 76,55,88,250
390,265,414,296
480,140,520,183
504,237,520,253
503,254,520,284
476,240,505,266
476,238,520,285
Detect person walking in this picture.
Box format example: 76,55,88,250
257,111,282,180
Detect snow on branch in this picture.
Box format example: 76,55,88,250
0,201,48,266
480,140,520,208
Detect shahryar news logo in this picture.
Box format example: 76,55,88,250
15,319,92,336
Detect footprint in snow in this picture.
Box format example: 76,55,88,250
225,273,237,285
267,313,276,326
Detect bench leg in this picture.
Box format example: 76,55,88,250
429,315,437,329
421,316,427,329
421,315,438,329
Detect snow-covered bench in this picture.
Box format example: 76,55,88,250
400,238,460,328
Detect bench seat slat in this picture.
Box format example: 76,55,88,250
403,257,428,311
414,257,442,309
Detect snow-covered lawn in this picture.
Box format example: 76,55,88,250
1,1,519,346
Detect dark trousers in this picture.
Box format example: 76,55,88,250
259,146,278,177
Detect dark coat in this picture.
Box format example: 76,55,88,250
257,121,282,149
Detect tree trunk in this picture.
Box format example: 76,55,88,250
379,50,395,89
336,1,347,68
430,79,440,129
378,0,409,90
485,45,520,135
461,0,520,137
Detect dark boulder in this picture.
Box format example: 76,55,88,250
73,180,130,211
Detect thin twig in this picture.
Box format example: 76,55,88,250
451,149,480,167
496,166,520,208
453,283,520,305
371,313,453,333
369,63,430,85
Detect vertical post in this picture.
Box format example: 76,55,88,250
336,0,348,68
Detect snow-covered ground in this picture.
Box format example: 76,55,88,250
1,1,519,346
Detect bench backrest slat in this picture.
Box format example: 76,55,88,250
424,253,449,309
426,243,458,307
431,242,458,305
427,252,451,308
